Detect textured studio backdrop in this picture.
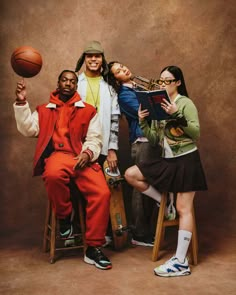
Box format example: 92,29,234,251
0,0,235,243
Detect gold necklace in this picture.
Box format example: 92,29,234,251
86,77,101,110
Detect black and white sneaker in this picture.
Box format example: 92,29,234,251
59,210,74,239
84,246,112,270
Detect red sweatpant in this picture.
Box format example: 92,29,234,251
42,152,110,247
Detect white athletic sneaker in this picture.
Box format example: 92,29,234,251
102,236,113,247
131,235,154,247
154,256,191,277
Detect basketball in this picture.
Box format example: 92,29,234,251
11,46,43,78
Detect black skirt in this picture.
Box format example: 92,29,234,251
137,150,208,193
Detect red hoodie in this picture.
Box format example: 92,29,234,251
50,91,80,153
33,91,97,176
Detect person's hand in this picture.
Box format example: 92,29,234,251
161,98,178,115
138,105,149,121
73,153,90,170
107,149,118,172
15,79,27,102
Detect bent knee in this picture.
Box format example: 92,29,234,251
124,165,139,182
124,167,134,180
43,169,69,183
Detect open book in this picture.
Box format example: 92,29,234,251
135,89,171,121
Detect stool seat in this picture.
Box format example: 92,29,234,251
43,188,86,264
152,193,198,265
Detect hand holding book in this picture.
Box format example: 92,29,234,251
138,105,149,121
161,98,178,115
135,89,172,121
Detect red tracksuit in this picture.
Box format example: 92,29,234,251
34,91,110,247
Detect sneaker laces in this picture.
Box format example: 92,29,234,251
93,248,109,262
163,256,188,269
163,256,178,268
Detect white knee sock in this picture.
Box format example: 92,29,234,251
175,230,192,263
142,185,162,204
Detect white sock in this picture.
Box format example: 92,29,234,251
142,185,162,203
175,230,192,263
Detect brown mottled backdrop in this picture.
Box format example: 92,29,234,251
1,0,235,243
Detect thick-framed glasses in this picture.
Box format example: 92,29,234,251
156,79,176,85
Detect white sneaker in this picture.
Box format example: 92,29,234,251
154,256,191,277
131,235,154,247
102,236,113,247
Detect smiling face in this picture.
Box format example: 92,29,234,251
57,71,78,98
84,53,103,77
111,63,132,83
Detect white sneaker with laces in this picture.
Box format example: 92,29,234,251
154,256,191,277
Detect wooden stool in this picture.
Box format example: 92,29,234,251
152,193,198,265
43,187,86,264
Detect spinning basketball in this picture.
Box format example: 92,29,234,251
11,46,43,78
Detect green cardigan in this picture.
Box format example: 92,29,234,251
139,95,200,156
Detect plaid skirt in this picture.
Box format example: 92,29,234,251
137,149,208,193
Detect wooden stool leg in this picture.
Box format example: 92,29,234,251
152,193,167,262
78,197,86,253
43,200,51,252
49,209,56,264
160,227,166,249
189,206,198,265
43,186,86,264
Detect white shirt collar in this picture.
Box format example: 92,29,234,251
46,100,85,108
122,82,134,89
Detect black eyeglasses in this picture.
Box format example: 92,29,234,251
156,79,176,85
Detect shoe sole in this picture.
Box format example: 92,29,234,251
154,269,191,277
84,255,112,270
131,239,154,247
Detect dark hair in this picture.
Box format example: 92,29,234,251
160,66,188,97
75,53,109,78
58,70,78,83
106,61,122,93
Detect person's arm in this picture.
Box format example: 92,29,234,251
118,89,140,120
139,119,161,146
106,90,120,170
81,113,103,162
13,80,39,137
108,90,120,151
138,105,160,146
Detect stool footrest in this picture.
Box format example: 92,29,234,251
162,219,179,226
43,197,86,263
